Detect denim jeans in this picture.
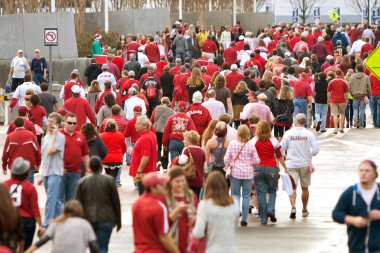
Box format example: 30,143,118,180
353,98,366,128
315,103,328,131
372,95,380,127
43,175,63,228
136,181,144,195
230,177,252,222
254,166,279,224
33,73,44,84
168,139,184,161
28,169,34,184
20,217,36,250
60,171,81,203
293,98,307,123
176,51,186,64
91,221,115,253
345,99,353,124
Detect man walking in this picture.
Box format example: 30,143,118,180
60,113,89,203
132,172,179,253
40,113,65,228
333,160,380,253
77,156,121,253
281,113,319,219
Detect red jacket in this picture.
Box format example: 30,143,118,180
2,128,41,171
196,57,209,66
223,47,238,65
156,61,168,76
63,80,78,102
63,97,96,130
99,114,128,134
101,131,126,163
7,118,36,135
162,113,196,147
225,71,243,93
120,79,141,100
173,73,190,102
185,103,212,135
169,64,181,75
145,43,160,63
112,56,124,73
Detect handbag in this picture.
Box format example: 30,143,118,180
5,78,12,93
187,217,207,253
181,148,196,180
275,101,289,122
225,142,246,179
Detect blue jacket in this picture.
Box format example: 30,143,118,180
332,183,380,253
332,32,349,49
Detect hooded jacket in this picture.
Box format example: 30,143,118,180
333,183,380,253
349,73,371,98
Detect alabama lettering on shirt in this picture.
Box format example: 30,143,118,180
186,110,203,115
171,116,189,135
289,136,308,141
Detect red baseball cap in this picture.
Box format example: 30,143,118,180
178,101,187,110
18,106,28,115
142,172,170,187
57,108,68,116
133,105,142,113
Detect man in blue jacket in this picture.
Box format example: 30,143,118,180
332,160,380,253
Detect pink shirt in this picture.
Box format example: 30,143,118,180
240,101,273,123
223,140,260,179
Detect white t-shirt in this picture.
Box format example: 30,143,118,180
13,82,42,106
11,56,30,78
97,71,117,91
124,96,147,120
358,184,377,206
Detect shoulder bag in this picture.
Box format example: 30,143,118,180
225,142,246,179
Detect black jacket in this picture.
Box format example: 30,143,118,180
160,72,174,98
274,98,294,122
84,64,102,86
314,80,328,104
242,77,257,91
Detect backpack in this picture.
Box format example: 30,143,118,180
146,84,156,99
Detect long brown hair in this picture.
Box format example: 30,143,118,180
204,171,234,206
54,200,84,223
0,183,19,231
255,120,272,140
202,119,218,146
187,67,203,85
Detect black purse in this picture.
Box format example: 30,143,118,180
276,101,289,122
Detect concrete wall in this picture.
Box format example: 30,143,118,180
0,12,77,60
83,8,171,35
171,10,233,28
237,12,274,34
0,58,91,88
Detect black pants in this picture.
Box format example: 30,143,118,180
273,126,290,138
147,99,159,118
20,217,36,250
190,186,202,199
12,78,24,91
104,163,122,182
156,132,169,169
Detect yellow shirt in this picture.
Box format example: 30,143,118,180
197,32,207,47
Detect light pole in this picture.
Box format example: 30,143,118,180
179,0,183,20
233,0,237,25
253,0,257,13
51,0,55,12
105,0,109,33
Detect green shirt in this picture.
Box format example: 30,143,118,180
91,40,102,56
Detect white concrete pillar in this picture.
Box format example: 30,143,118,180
105,0,109,33
179,0,183,20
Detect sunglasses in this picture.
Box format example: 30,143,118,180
67,122,77,125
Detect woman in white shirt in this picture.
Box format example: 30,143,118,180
192,171,239,253
237,44,253,69
221,26,232,50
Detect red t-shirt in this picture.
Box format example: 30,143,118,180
370,73,380,96
112,56,124,73
327,78,349,103
223,47,237,65
156,61,168,76
289,80,312,98
61,130,89,173
202,40,217,54
129,130,157,177
145,43,160,63
124,116,156,144
225,72,243,93
169,65,181,76
124,42,140,60
29,105,46,128
196,57,209,67
183,147,205,188
252,138,282,167
206,64,219,77
4,178,41,218
132,193,169,253
101,131,126,163
162,113,196,147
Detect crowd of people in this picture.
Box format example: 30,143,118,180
1,19,380,253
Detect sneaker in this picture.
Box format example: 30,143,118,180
316,121,321,132
354,119,358,128
346,122,349,128
254,211,259,218
267,212,277,222
302,209,309,217
290,208,296,219
339,129,344,133
320,129,327,133
333,129,338,134
248,205,254,214
240,220,248,227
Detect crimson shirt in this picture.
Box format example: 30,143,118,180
4,179,41,218
253,138,282,167
129,130,157,177
7,119,36,135
185,103,212,135
132,193,169,253
327,78,349,104
145,43,160,63
101,131,126,163
112,56,124,73
202,40,217,54
223,47,238,65
124,116,156,144
370,73,380,96
225,71,243,93
63,97,96,130
289,80,313,98
205,64,219,76
60,130,89,173
162,113,196,147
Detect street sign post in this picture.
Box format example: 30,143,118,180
365,47,380,80
313,7,320,24
44,28,58,91
292,8,298,23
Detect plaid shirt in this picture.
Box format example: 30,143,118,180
224,140,260,179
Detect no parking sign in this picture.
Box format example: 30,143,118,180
44,28,58,46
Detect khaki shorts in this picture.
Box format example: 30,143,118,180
330,103,346,116
287,167,310,188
